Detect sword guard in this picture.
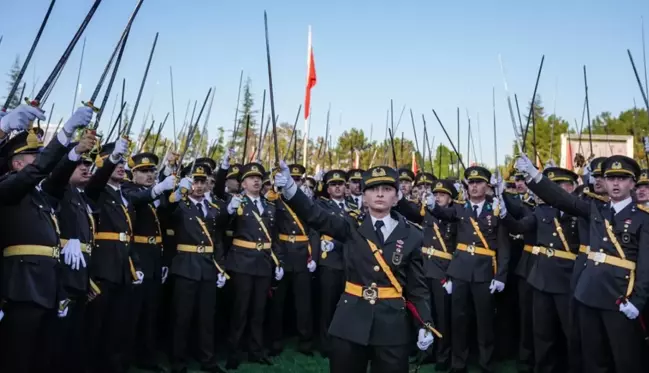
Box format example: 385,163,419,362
82,100,100,113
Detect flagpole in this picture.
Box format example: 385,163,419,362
302,25,312,167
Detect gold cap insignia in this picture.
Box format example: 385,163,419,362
548,171,555,179
401,172,408,177
436,182,443,188
421,175,428,182
142,157,150,164
333,172,340,179
470,170,478,177
232,166,239,173
196,166,205,174
292,167,300,173
251,165,259,172
354,172,361,177
372,168,386,177
642,172,648,179
612,161,622,170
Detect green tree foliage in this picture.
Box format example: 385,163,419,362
3,55,22,109
585,108,649,161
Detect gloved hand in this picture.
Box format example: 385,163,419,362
0,104,46,133
217,273,227,288
0,111,6,122
227,195,242,215
110,137,129,163
275,266,284,281
619,301,640,319
453,182,462,192
275,160,297,199
314,169,325,182
61,239,86,271
490,174,505,194
321,240,334,253
425,192,435,209
307,259,317,273
300,184,314,199
0,309,4,322
442,279,453,295
57,300,70,318
515,154,539,180
498,196,507,218
489,279,505,294
63,106,94,135
416,328,434,351
582,160,596,185
153,175,176,196
161,266,169,284
221,148,234,170
179,177,192,191
133,271,144,285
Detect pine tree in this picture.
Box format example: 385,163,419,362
234,77,258,162
4,55,22,109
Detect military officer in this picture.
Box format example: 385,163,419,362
275,162,436,373
262,171,272,195
501,167,580,373
414,171,435,197
346,168,364,209
427,166,510,373
268,163,317,356
398,168,415,198
0,105,93,373
517,154,649,372
635,169,649,204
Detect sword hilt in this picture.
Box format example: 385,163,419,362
82,100,101,113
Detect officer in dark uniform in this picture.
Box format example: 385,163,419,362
413,171,435,197
346,168,364,209
0,105,93,373
122,152,176,371
315,169,350,357
215,162,282,369
517,154,649,372
165,163,228,373
268,163,317,356
84,138,144,373
275,162,437,373
428,166,510,373
396,177,457,371
501,167,580,373
398,168,415,198
262,171,272,196
635,169,649,204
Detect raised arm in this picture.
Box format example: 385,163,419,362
284,187,351,243
527,176,590,218
396,197,425,224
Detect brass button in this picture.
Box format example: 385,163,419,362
603,238,608,242
549,243,553,247
369,299,376,305
374,265,380,272
371,283,377,287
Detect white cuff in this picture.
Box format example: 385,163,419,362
163,165,172,177
67,148,81,162
227,206,236,215
57,130,71,147
532,172,543,183
283,182,298,200
109,154,121,164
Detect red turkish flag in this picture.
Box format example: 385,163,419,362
304,27,317,119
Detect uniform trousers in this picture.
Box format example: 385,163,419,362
428,277,451,366
0,301,54,373
228,273,271,359
127,278,160,367
171,275,217,370
269,270,314,352
567,297,582,373
518,277,535,371
451,279,495,372
329,336,410,373
577,300,647,373
531,289,569,373
84,280,132,373
318,266,345,355
50,295,87,373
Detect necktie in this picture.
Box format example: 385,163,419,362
374,220,385,245
473,205,479,218
196,202,205,217
339,202,345,210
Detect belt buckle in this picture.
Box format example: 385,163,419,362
593,252,607,264
119,232,127,242
256,242,264,250
147,236,156,245
288,235,296,243
362,286,378,302
467,245,475,255
197,245,205,253
532,246,541,255
86,244,92,254
546,248,555,257
52,246,60,258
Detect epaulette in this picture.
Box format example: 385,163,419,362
208,201,220,209
583,190,609,203
454,199,465,205
264,190,280,201
409,221,423,230
637,204,649,214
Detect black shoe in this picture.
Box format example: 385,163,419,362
249,355,273,366
225,357,240,370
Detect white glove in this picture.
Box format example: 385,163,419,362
453,182,462,192
275,160,297,199
133,271,144,285
110,137,129,163
416,328,434,351
57,300,69,318
63,106,94,134
515,154,539,180
321,240,334,252
490,174,505,194
314,169,325,182
425,193,435,209
544,159,557,169
153,175,176,196
227,195,242,215
498,196,507,218
0,309,3,322
275,266,284,281
644,137,649,154
307,259,317,273
61,239,86,271
489,279,505,294
442,280,453,295
161,266,169,284
217,273,227,288
0,111,6,121
221,148,234,169
0,104,46,133
619,301,640,319
300,184,314,199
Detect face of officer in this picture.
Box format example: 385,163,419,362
262,183,271,195
10,153,37,171
364,184,398,217
242,175,262,196
605,176,635,202
293,177,303,187
191,178,206,198
411,187,420,200
434,191,452,207
207,175,215,191
349,180,361,195
400,180,412,196
417,184,432,195
515,179,527,194
226,178,240,194
134,167,156,187
111,163,125,184
328,181,345,199
70,161,92,186
636,184,649,203
558,181,575,194
593,176,606,194
468,180,487,201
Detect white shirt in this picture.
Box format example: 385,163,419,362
370,215,398,242
610,197,633,215
188,196,207,217
247,195,264,215
353,195,363,208
108,183,129,207
469,199,486,216
331,198,346,210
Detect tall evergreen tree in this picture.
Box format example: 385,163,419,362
234,77,258,162
4,55,22,109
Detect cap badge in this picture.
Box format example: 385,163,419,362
251,165,259,172
470,170,478,177
612,161,622,170
372,168,386,177
436,182,443,188
548,171,555,179
141,157,150,164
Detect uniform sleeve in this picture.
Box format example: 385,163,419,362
122,182,157,206
395,198,425,224
270,204,285,267
85,159,118,201
285,188,351,243
527,176,590,218
502,192,525,219
406,235,433,326
429,203,459,222
40,157,79,200
213,167,228,200
495,220,510,283
630,214,649,310
309,228,320,263
502,212,537,235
